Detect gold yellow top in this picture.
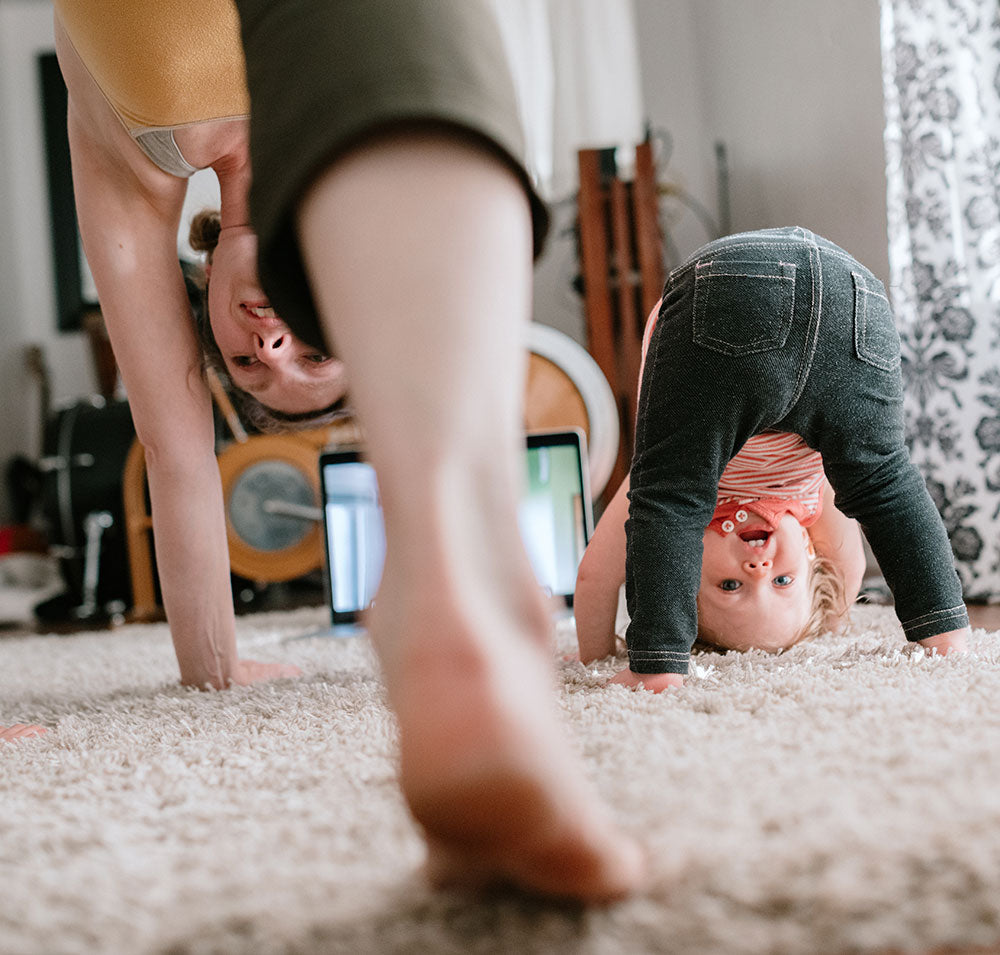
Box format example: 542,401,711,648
54,0,249,131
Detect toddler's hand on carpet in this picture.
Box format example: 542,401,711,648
609,667,684,692
0,723,47,743
918,628,970,657
228,659,303,687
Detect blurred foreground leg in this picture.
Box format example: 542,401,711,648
297,130,644,902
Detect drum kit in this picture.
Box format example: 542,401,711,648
23,323,618,629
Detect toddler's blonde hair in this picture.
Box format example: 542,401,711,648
791,555,846,646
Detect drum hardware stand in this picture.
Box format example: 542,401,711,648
262,500,323,523
39,453,96,471
38,446,95,555
38,399,96,553
76,510,125,621
45,510,125,623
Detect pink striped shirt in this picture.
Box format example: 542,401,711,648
718,431,825,510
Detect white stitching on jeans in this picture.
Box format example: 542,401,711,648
628,650,690,660
697,272,795,281
671,235,849,280
858,287,890,304
901,605,968,627
852,270,898,371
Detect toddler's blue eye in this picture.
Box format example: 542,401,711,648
773,575,794,587
720,579,741,591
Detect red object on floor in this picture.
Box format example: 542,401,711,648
0,525,49,556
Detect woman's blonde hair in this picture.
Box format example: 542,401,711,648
187,209,349,433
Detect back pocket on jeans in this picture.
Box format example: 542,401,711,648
692,259,796,356
852,270,901,372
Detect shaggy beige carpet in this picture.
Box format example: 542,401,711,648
2,604,999,955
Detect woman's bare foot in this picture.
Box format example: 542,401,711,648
0,724,47,743
368,494,645,904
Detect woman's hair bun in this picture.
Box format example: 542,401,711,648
188,209,222,256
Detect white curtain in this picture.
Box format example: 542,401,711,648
881,0,1000,598
487,0,646,199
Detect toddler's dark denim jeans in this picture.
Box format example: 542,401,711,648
625,227,968,674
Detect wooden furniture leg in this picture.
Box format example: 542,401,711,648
577,140,665,500
122,437,160,621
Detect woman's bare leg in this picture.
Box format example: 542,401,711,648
297,130,643,902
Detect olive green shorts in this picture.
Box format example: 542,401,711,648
235,0,550,352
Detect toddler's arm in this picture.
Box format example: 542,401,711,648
574,476,629,663
808,480,866,629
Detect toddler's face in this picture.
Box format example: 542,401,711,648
698,513,814,652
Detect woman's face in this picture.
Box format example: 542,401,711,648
207,226,347,414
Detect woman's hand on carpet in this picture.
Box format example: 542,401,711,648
227,659,303,687
609,667,684,692
0,724,47,743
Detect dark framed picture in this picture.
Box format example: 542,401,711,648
38,50,97,333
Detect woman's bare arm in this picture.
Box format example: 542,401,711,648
57,21,295,687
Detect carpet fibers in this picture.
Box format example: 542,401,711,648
2,604,999,955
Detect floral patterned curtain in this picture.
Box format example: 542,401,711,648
881,0,1000,599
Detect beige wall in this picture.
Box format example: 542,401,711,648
633,0,889,279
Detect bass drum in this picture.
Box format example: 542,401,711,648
38,396,136,615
